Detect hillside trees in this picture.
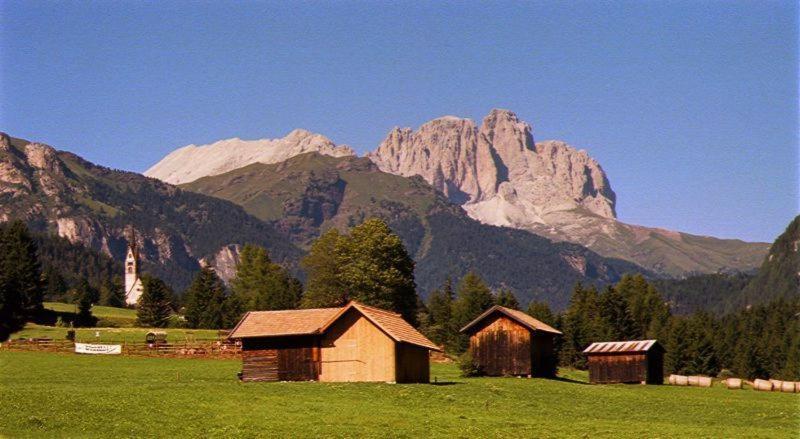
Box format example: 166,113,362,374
184,267,229,329
231,244,302,311
136,275,173,328
0,221,43,341
421,278,457,351
495,288,520,310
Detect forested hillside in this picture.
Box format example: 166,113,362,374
0,133,301,291
183,153,646,308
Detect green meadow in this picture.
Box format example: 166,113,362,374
12,324,222,344
1,351,797,438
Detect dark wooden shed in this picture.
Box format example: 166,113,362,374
229,302,440,383
583,340,664,384
460,305,562,377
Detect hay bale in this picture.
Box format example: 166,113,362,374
780,381,796,393
668,374,677,385
725,378,742,389
753,379,772,391
674,375,689,386
688,376,700,387
697,376,712,388
769,379,783,391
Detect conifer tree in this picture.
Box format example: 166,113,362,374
452,272,495,352
99,276,125,308
424,278,456,350
184,267,228,329
495,288,520,310
598,285,636,340
0,221,43,341
526,301,556,327
73,279,96,327
231,244,302,311
136,275,172,328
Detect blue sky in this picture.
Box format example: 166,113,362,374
0,1,797,243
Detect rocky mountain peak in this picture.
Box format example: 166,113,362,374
369,109,616,220
145,129,356,184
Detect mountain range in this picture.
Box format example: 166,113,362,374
0,109,778,309
148,109,769,277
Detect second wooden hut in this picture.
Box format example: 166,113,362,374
460,305,562,377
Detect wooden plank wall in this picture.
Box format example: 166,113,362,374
241,336,318,382
587,353,647,384
319,309,396,382
469,315,531,376
395,343,430,383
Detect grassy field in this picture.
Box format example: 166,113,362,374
1,351,797,438
11,324,223,344
44,302,137,326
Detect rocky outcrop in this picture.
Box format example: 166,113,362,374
145,129,356,184
368,109,617,219
368,110,767,276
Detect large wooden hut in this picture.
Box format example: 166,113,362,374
583,340,664,384
229,301,440,383
460,305,562,377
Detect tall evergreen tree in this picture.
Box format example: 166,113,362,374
495,288,520,310
0,221,43,341
231,244,302,311
526,301,556,327
452,272,495,352
184,267,229,329
424,278,456,350
598,285,636,340
136,275,172,328
73,279,96,327
301,228,347,308
99,276,125,308
558,283,601,368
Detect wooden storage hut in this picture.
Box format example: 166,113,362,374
460,305,562,377
583,340,664,384
229,301,440,383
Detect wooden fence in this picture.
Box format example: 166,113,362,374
1,338,241,358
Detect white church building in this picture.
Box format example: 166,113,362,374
124,240,144,306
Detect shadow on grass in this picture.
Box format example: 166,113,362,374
429,381,461,386
549,376,590,385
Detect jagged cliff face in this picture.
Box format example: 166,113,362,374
368,110,767,276
145,129,356,185
0,132,300,291
368,109,617,220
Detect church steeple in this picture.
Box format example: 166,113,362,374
124,228,144,306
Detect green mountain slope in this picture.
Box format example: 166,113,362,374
0,133,301,291
183,153,647,308
740,215,800,305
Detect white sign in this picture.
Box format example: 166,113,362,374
75,343,122,355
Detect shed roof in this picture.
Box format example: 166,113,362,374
228,307,341,338
460,305,562,335
229,302,441,351
583,340,661,354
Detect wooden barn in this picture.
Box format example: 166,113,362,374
228,301,440,383
583,340,664,384
460,305,562,377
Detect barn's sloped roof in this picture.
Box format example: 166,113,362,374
583,340,661,354
229,302,441,351
460,305,562,335
350,303,441,351
228,307,341,338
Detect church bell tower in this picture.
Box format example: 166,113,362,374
124,229,144,306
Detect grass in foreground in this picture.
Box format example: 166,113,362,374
1,351,797,438
11,324,222,344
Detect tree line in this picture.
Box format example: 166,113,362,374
2,218,797,382
418,272,799,381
